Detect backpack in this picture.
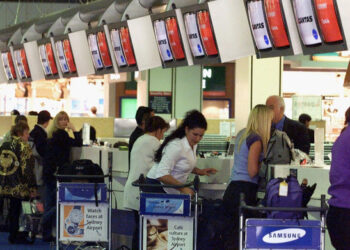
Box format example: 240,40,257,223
265,175,303,219
57,159,104,183
258,130,294,191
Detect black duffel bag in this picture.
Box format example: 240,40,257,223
57,159,104,183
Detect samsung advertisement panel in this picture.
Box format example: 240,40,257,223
154,19,174,62
63,39,77,73
55,40,70,74
197,10,218,56
88,33,104,70
119,27,136,66
292,0,322,46
165,17,185,60
97,31,112,68
247,0,272,50
110,29,127,67
184,12,205,57
46,43,58,75
2,52,16,80
264,0,290,48
314,0,343,43
39,44,52,76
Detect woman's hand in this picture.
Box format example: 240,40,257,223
196,168,218,176
67,122,76,132
179,187,194,196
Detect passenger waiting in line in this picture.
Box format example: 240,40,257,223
0,121,37,244
222,105,274,250
128,106,155,164
10,109,20,116
266,95,310,154
299,113,314,143
327,106,350,250
1,114,28,146
42,111,82,242
124,116,170,250
145,110,217,195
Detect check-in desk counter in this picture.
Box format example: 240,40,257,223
71,146,129,209
189,157,233,200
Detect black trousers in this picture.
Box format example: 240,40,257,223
222,181,258,250
327,205,350,250
132,210,139,250
8,197,22,241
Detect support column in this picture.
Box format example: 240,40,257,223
103,75,116,117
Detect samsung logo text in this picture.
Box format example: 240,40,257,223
262,228,306,244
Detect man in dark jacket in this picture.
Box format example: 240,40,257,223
266,95,310,154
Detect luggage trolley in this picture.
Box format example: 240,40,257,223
55,172,113,250
132,175,200,250
239,194,328,250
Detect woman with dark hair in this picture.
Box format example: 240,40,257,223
146,110,217,195
0,121,36,244
124,116,169,250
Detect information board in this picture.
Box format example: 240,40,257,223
149,91,172,114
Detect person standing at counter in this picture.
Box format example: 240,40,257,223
146,110,217,195
298,113,314,143
327,106,350,249
223,105,274,250
266,95,310,154
42,111,82,242
128,106,154,164
124,116,169,250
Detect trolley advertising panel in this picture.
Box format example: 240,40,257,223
108,21,138,72
151,9,188,68
181,3,220,65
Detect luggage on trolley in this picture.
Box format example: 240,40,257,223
55,160,112,250
239,193,327,250
132,175,200,250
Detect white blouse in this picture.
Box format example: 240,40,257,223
123,134,160,210
147,137,197,194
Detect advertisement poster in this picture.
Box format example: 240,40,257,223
60,202,108,242
143,216,193,250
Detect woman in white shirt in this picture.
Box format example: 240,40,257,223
146,110,217,195
124,116,170,211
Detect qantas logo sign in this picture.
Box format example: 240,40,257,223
298,16,313,24
252,22,265,30
262,228,306,244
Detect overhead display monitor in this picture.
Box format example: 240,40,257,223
88,33,104,70
247,0,272,50
196,10,218,56
63,39,77,73
165,17,185,60
13,48,31,80
39,44,52,75
292,0,322,46
119,27,136,66
110,29,127,67
184,12,205,57
153,19,174,62
20,49,31,78
264,0,290,48
45,43,58,75
314,0,343,43
97,31,112,68
1,51,16,80
55,40,70,74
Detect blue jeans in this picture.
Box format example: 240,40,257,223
42,182,56,239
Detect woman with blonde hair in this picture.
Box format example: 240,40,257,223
42,111,82,242
222,104,274,250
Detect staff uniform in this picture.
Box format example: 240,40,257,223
327,125,350,249
124,134,160,210
223,129,263,250
147,137,197,194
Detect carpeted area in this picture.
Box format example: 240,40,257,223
0,232,53,250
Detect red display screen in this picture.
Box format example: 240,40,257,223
314,0,343,43
63,39,77,73
8,52,17,80
264,0,290,48
196,10,218,56
45,43,58,75
97,31,112,68
165,17,185,60
20,49,31,78
119,27,136,66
